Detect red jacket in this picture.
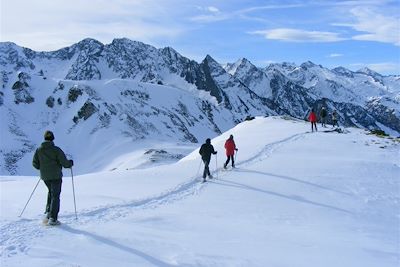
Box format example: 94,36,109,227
225,139,236,156
308,112,317,122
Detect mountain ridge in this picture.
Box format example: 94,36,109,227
0,37,399,175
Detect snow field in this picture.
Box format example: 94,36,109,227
1,117,399,266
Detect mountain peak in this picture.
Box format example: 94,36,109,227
0,41,19,49
357,67,383,77
265,62,298,73
300,61,319,69
224,58,256,76
162,46,178,54
204,54,217,62
237,57,251,65
203,55,222,69
160,46,181,58
332,66,354,77
110,38,148,47
76,38,104,47
237,58,256,70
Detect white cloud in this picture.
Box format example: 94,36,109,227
190,5,228,23
328,53,344,58
190,3,304,23
1,0,188,50
239,3,305,13
208,6,220,13
190,14,228,23
251,28,345,43
334,7,400,46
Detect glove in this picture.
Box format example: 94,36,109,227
214,151,217,154
69,160,74,167
235,148,238,151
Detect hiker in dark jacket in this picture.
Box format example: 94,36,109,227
320,107,327,127
199,138,217,182
332,110,339,128
32,130,73,225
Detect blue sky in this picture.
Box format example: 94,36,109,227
1,0,399,75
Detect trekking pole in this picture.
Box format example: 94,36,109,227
215,154,218,179
70,168,78,220
19,177,41,217
196,158,203,177
234,150,238,167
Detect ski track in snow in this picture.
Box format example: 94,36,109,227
0,132,305,258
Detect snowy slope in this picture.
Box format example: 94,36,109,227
1,117,399,267
0,75,243,176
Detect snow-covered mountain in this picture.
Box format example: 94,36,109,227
1,38,399,175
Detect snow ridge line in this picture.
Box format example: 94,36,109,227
213,133,305,181
237,133,306,167
71,175,206,224
0,132,304,258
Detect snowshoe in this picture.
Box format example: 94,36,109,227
47,218,61,226
42,213,50,224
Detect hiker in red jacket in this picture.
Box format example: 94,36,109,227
224,135,238,169
308,108,318,132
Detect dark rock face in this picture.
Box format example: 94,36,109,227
366,98,400,133
12,72,34,104
68,87,83,103
46,96,55,108
73,101,98,123
65,39,104,80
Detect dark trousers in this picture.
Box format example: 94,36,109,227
202,158,211,178
225,155,234,167
320,117,326,127
311,122,318,132
44,179,62,220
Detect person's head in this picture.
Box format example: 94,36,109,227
44,130,54,141
311,108,314,112
206,138,211,144
229,135,233,140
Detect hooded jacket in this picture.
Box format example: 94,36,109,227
224,137,236,156
199,139,216,161
308,111,317,123
32,141,72,181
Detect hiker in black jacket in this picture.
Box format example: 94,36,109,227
199,138,217,182
320,107,327,127
33,130,73,225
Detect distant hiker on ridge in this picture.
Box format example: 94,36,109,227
199,138,217,182
32,130,73,226
332,110,339,128
224,135,238,169
320,107,327,127
308,108,318,132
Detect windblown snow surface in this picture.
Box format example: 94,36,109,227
1,116,399,267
